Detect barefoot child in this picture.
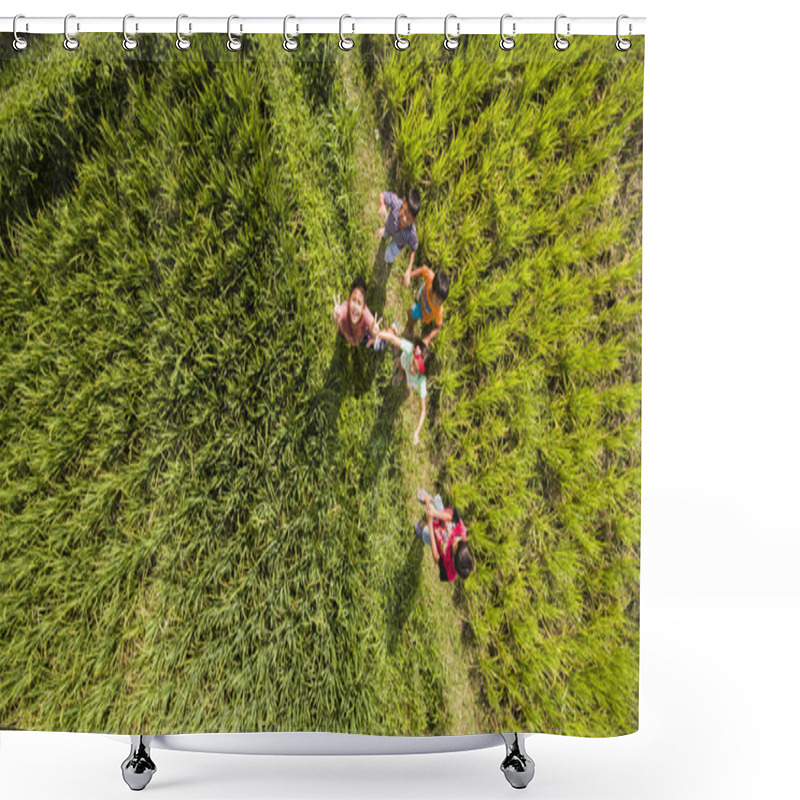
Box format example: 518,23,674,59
402,266,449,348
374,326,427,446
376,188,420,270
414,489,474,583
332,276,383,349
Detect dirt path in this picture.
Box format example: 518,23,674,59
341,59,482,734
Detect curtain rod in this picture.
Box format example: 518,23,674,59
1,16,646,37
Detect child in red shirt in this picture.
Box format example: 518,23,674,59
414,489,474,582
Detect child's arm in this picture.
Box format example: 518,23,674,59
402,265,427,288
427,505,453,523
332,293,343,324
376,328,403,349
407,248,416,273
413,396,427,446
422,326,440,348
365,315,383,348
425,504,440,563
378,192,387,220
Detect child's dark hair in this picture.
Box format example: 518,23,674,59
432,270,450,302
454,540,474,580
349,276,367,296
406,188,421,218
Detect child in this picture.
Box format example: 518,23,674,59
403,266,449,348
376,188,420,270
374,326,427,446
414,489,474,583
332,276,383,349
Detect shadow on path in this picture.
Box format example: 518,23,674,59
386,534,424,655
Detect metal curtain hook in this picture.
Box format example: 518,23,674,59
500,14,515,50
339,14,354,51
227,15,242,51
616,14,632,51
176,13,191,50
12,14,29,51
283,15,298,51
64,13,79,51
443,13,459,51
122,14,138,51
394,14,410,51
554,14,570,51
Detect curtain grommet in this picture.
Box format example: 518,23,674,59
175,14,191,50
616,15,632,51
443,14,459,51
500,14,515,50
283,15,299,51
227,15,242,51
394,15,410,51
64,13,79,51
12,14,29,51
554,14,570,51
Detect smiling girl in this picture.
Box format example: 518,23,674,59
332,276,382,348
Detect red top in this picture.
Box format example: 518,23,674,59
334,300,375,346
433,512,467,582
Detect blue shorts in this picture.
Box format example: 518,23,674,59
411,285,423,320
384,238,401,264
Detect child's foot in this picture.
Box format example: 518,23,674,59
416,488,433,505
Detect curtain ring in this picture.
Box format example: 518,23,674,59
12,14,29,51
176,13,191,50
283,15,298,51
227,15,242,51
394,15,410,51
443,14,459,51
122,14,138,51
553,14,570,51
339,14,354,51
64,13,79,51
616,15,632,51
499,14,515,50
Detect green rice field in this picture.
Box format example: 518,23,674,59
0,34,643,736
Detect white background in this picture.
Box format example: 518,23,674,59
2,1,799,798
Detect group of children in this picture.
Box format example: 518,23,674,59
331,188,474,584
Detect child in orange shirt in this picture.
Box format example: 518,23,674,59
402,266,450,348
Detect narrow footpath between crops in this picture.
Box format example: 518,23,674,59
342,60,482,734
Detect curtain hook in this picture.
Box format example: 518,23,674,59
122,14,138,51
283,15,298,51
64,13,79,51
176,13,191,50
500,14,515,50
227,15,242,51
553,14,570,51
12,14,29,51
443,14,459,51
616,15,632,51
339,15,354,51
394,15,410,51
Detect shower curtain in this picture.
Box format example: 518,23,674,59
0,32,643,738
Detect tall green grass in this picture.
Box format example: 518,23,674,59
368,35,643,735
1,35,643,736
1,38,455,734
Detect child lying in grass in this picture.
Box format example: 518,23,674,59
414,489,474,583
402,266,449,348
332,276,383,348
374,325,427,446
